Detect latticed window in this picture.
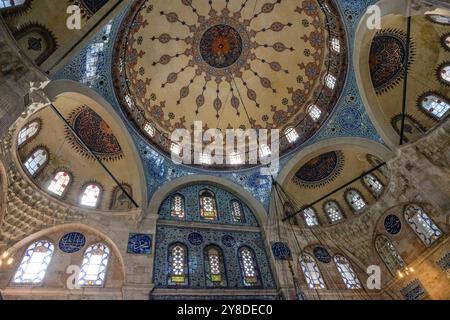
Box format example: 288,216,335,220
324,201,344,223
78,243,110,286
363,174,384,197
204,246,226,286
421,94,450,119
404,204,442,246
80,184,101,208
24,148,48,176
0,0,26,9
427,14,450,25
231,200,244,223
47,171,71,196
199,190,218,221
285,127,299,143
171,194,185,218
143,122,155,137
331,37,341,53
308,105,322,122
168,243,188,285
18,120,40,146
375,235,405,275
439,65,450,83
13,240,54,284
303,207,319,227
300,254,325,289
239,247,260,286
325,74,336,89
346,189,367,212
334,255,361,289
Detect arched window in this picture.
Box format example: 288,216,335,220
367,154,388,178
204,245,226,287
325,74,336,89
375,235,405,275
308,104,322,122
78,243,110,287
427,14,450,25
285,127,299,143
334,255,361,289
346,189,367,212
0,0,26,9
47,171,71,196
238,246,260,287
199,189,218,221
438,64,450,84
442,34,450,50
230,200,245,223
300,253,325,289
331,37,341,53
80,183,101,208
420,94,450,119
24,148,48,176
17,120,40,146
13,240,54,284
363,173,384,197
168,243,188,286
171,194,185,219
303,207,319,227
404,204,442,246
324,201,344,224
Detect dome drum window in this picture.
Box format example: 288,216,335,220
23,148,48,177
80,183,102,208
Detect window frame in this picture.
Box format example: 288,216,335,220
79,182,103,209
300,253,326,289
168,242,189,286
77,242,111,287
323,200,345,224
238,246,261,287
17,119,41,147
23,147,49,177
345,188,368,213
403,204,442,247
199,189,218,221
47,169,73,198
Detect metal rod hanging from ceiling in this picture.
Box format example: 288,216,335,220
399,12,413,145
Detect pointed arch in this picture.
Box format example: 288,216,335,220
300,253,326,289
13,240,54,284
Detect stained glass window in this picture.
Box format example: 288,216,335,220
171,194,185,219
143,122,155,137
324,201,344,223
47,171,71,196
308,105,322,122
18,120,40,146
346,189,367,212
300,253,325,289
285,127,299,143
325,74,336,89
204,246,226,287
13,240,54,284
334,255,361,289
78,243,110,286
404,204,442,246
230,200,245,223
199,189,218,221
80,184,101,208
238,246,260,287
375,235,405,275
439,64,450,84
303,207,319,227
0,0,26,9
168,243,188,286
420,94,450,119
363,173,384,197
24,148,48,176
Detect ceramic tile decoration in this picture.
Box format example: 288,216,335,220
58,232,86,253
127,233,152,255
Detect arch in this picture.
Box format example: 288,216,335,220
345,188,367,212
170,193,185,219
375,234,405,276
23,147,48,177
403,204,443,246
324,200,345,224
230,199,245,223
80,182,102,208
334,254,362,289
199,189,218,221
276,137,393,187
168,242,188,286
6,223,126,283
43,80,148,211
47,170,72,197
299,253,326,289
238,246,261,287
362,173,384,198
78,242,110,287
17,119,41,147
148,175,269,227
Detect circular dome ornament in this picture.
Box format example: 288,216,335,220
188,232,204,246
221,235,236,248
59,232,86,253
384,214,402,235
271,242,292,260
313,246,331,263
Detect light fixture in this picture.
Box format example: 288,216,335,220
1,251,9,259
7,258,13,265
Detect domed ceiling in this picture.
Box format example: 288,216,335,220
112,0,347,169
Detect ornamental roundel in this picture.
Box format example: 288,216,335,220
271,242,292,260
112,0,347,169
64,106,123,162
293,151,344,188
384,214,402,235
221,234,236,248
313,246,331,263
188,232,204,245
59,232,86,253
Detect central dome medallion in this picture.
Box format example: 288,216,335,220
200,24,243,68
113,0,347,169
